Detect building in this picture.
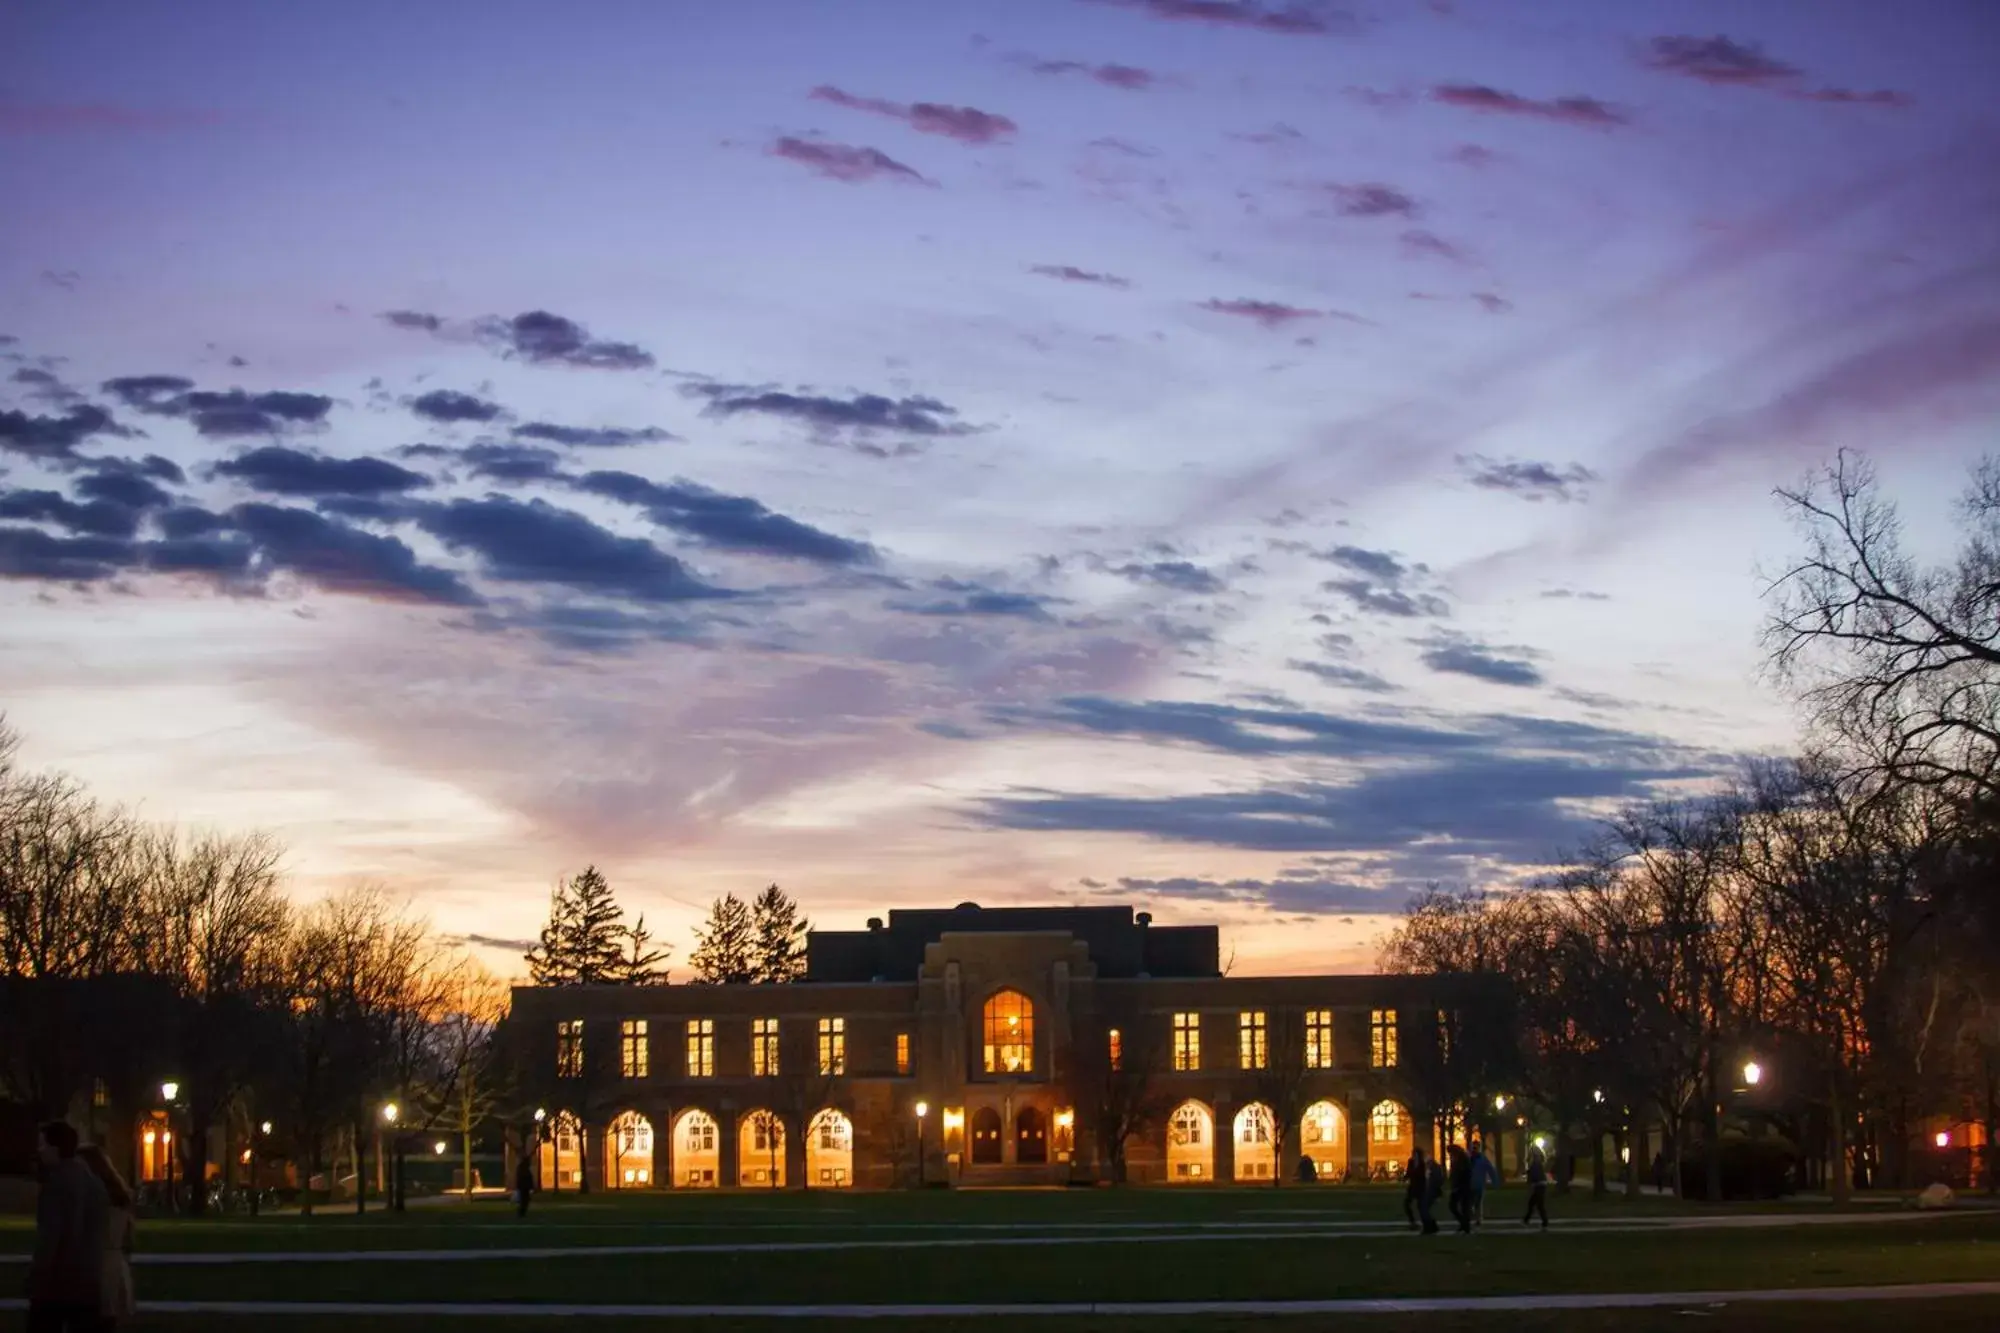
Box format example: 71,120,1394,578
508,902,1495,1189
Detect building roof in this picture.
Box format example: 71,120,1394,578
803,902,1219,983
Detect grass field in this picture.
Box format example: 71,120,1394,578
3,1186,1996,1330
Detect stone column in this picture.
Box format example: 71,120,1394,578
1346,1091,1372,1182
1214,1097,1235,1184
785,1110,808,1190
719,1105,740,1189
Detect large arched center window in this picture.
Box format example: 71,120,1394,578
982,990,1035,1074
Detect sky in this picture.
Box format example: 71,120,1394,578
3,0,1997,979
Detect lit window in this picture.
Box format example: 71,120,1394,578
686,1019,714,1078
1173,1012,1200,1072
682,1110,717,1152
896,1032,911,1076
753,1018,780,1077
1108,1028,1123,1071
1239,1103,1273,1145
1170,1102,1205,1146
750,1113,781,1154
613,1110,653,1156
556,1019,583,1078
1239,1011,1268,1071
982,991,1035,1074
818,1017,846,1076
621,1020,649,1079
1370,1100,1405,1143
1371,1009,1399,1069
1305,1009,1334,1069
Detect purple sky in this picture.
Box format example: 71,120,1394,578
4,0,1997,976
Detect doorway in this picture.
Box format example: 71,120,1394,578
1016,1106,1048,1164
971,1107,1003,1164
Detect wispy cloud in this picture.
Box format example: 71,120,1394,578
1030,264,1134,288
1101,0,1354,37
769,136,933,185
1431,83,1628,128
809,86,1018,144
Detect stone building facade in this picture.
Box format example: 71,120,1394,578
509,903,1486,1190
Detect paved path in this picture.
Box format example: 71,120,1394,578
2,1280,1998,1318
0,1206,1972,1266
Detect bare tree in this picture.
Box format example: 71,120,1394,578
1081,999,1170,1185
1766,450,2000,801
433,961,510,1198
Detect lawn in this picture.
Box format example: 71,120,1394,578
4,1186,1995,1328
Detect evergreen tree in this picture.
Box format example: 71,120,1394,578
617,913,672,986
751,883,810,984
523,867,630,986
688,893,757,984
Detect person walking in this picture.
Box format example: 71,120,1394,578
1446,1144,1473,1233
1522,1145,1550,1230
1401,1147,1427,1231
1469,1140,1497,1228
515,1152,537,1219
26,1121,109,1333
78,1145,135,1329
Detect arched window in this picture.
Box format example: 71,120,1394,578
1370,1100,1405,1143
1170,1102,1206,1147
983,990,1035,1074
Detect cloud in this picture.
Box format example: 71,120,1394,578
1026,59,1157,90
413,495,724,604
408,389,505,424
1113,874,1417,916
9,367,83,406
1419,636,1543,687
975,697,1711,856
1431,83,1628,128
573,470,878,566
230,503,479,605
1472,292,1512,314
1540,587,1611,602
688,382,976,445
453,443,566,484
1317,544,1407,582
1110,560,1225,594
0,405,128,462
1446,144,1497,168
0,101,219,133
99,377,333,438
0,527,133,582
381,309,443,332
1102,0,1352,36
481,311,655,371
378,309,657,371
1641,34,1798,87
899,579,1056,620
213,446,434,497
1029,264,1133,288
1458,454,1596,502
1640,35,1910,107
1289,660,1397,692
513,422,675,449
1324,579,1450,618
0,489,143,540
1198,298,1332,329
72,456,183,509
1401,229,1469,263
809,86,1017,145
769,136,932,185
1330,183,1418,218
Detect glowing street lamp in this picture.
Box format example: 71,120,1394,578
1742,1061,1763,1087
1533,1135,1549,1153
381,1102,400,1124
1493,1094,1508,1112
534,1107,548,1122
160,1081,179,1102
915,1101,929,1120
434,1140,448,1156
260,1121,273,1136
1591,1089,1605,1104
1935,1131,1951,1149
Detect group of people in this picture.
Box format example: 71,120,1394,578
1401,1140,1550,1234
24,1121,138,1332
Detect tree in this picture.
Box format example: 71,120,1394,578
1083,999,1170,1184
1249,1009,1314,1187
1765,450,2000,804
432,961,510,1199
617,914,672,986
751,884,809,984
524,867,630,986
689,893,756,984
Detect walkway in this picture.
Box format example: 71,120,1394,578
0,1206,1971,1266
3,1280,1998,1318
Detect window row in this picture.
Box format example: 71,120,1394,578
1160,1008,1400,1072
557,1016,913,1079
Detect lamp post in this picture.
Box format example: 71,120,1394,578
159,1081,182,1213
1742,1061,1763,1088
914,1101,930,1187
382,1102,404,1212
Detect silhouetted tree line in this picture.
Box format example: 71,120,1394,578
0,720,506,1215
1382,451,2000,1200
